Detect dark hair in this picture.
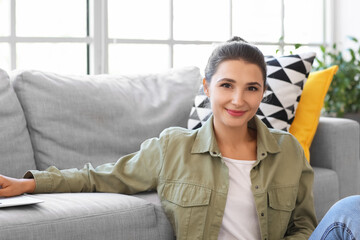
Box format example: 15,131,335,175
204,36,267,86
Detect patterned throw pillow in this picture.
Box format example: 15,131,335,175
187,52,316,131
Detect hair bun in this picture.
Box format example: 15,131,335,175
226,36,248,43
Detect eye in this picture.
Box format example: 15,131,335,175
220,83,232,88
248,86,259,91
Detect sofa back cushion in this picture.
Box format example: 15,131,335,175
0,68,36,177
12,67,201,170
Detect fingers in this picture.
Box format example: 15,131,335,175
0,175,27,197
0,175,9,190
0,188,14,198
0,183,16,198
0,175,13,197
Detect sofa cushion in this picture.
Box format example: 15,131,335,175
12,67,201,170
259,52,316,130
289,66,338,161
0,68,36,177
188,52,316,131
0,193,174,240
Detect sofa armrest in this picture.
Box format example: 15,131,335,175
310,117,360,198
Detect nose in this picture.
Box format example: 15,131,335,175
231,90,244,106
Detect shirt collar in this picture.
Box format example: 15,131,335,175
250,116,281,156
191,115,220,155
191,115,281,156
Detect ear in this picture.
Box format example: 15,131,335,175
203,78,210,97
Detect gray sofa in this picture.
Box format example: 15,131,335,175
0,67,359,240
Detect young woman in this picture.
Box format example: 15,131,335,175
1,37,354,239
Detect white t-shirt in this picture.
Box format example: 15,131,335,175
218,157,261,240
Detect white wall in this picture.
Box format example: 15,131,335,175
334,0,360,50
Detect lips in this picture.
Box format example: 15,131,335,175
226,109,246,117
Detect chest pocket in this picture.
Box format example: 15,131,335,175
268,185,298,238
161,182,211,240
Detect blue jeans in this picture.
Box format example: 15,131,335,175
309,195,360,240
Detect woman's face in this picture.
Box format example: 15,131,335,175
204,59,265,131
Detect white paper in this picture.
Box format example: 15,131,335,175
0,195,44,208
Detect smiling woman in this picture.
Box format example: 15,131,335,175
0,37,319,239
202,37,267,170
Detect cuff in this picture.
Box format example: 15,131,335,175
23,170,54,193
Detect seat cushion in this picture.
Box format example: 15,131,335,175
0,193,174,240
312,167,339,220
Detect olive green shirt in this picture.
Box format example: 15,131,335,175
26,116,317,240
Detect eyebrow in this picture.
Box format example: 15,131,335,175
216,78,236,83
216,78,262,87
247,82,263,87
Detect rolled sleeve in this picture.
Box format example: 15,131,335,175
23,129,170,195
24,169,58,193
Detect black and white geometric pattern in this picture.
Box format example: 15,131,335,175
188,85,212,130
187,52,316,131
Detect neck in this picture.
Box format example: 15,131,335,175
213,120,255,149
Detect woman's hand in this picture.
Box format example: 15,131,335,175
0,175,36,197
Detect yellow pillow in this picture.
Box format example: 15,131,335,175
289,65,338,161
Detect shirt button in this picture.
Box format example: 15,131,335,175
255,185,259,189
261,212,265,217
261,153,265,156
212,151,217,155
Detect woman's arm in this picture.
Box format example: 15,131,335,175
3,130,169,196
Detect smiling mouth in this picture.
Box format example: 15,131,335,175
226,109,246,117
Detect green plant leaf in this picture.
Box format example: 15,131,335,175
348,36,358,43
316,38,360,115
348,48,356,62
320,45,326,53
294,44,302,49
